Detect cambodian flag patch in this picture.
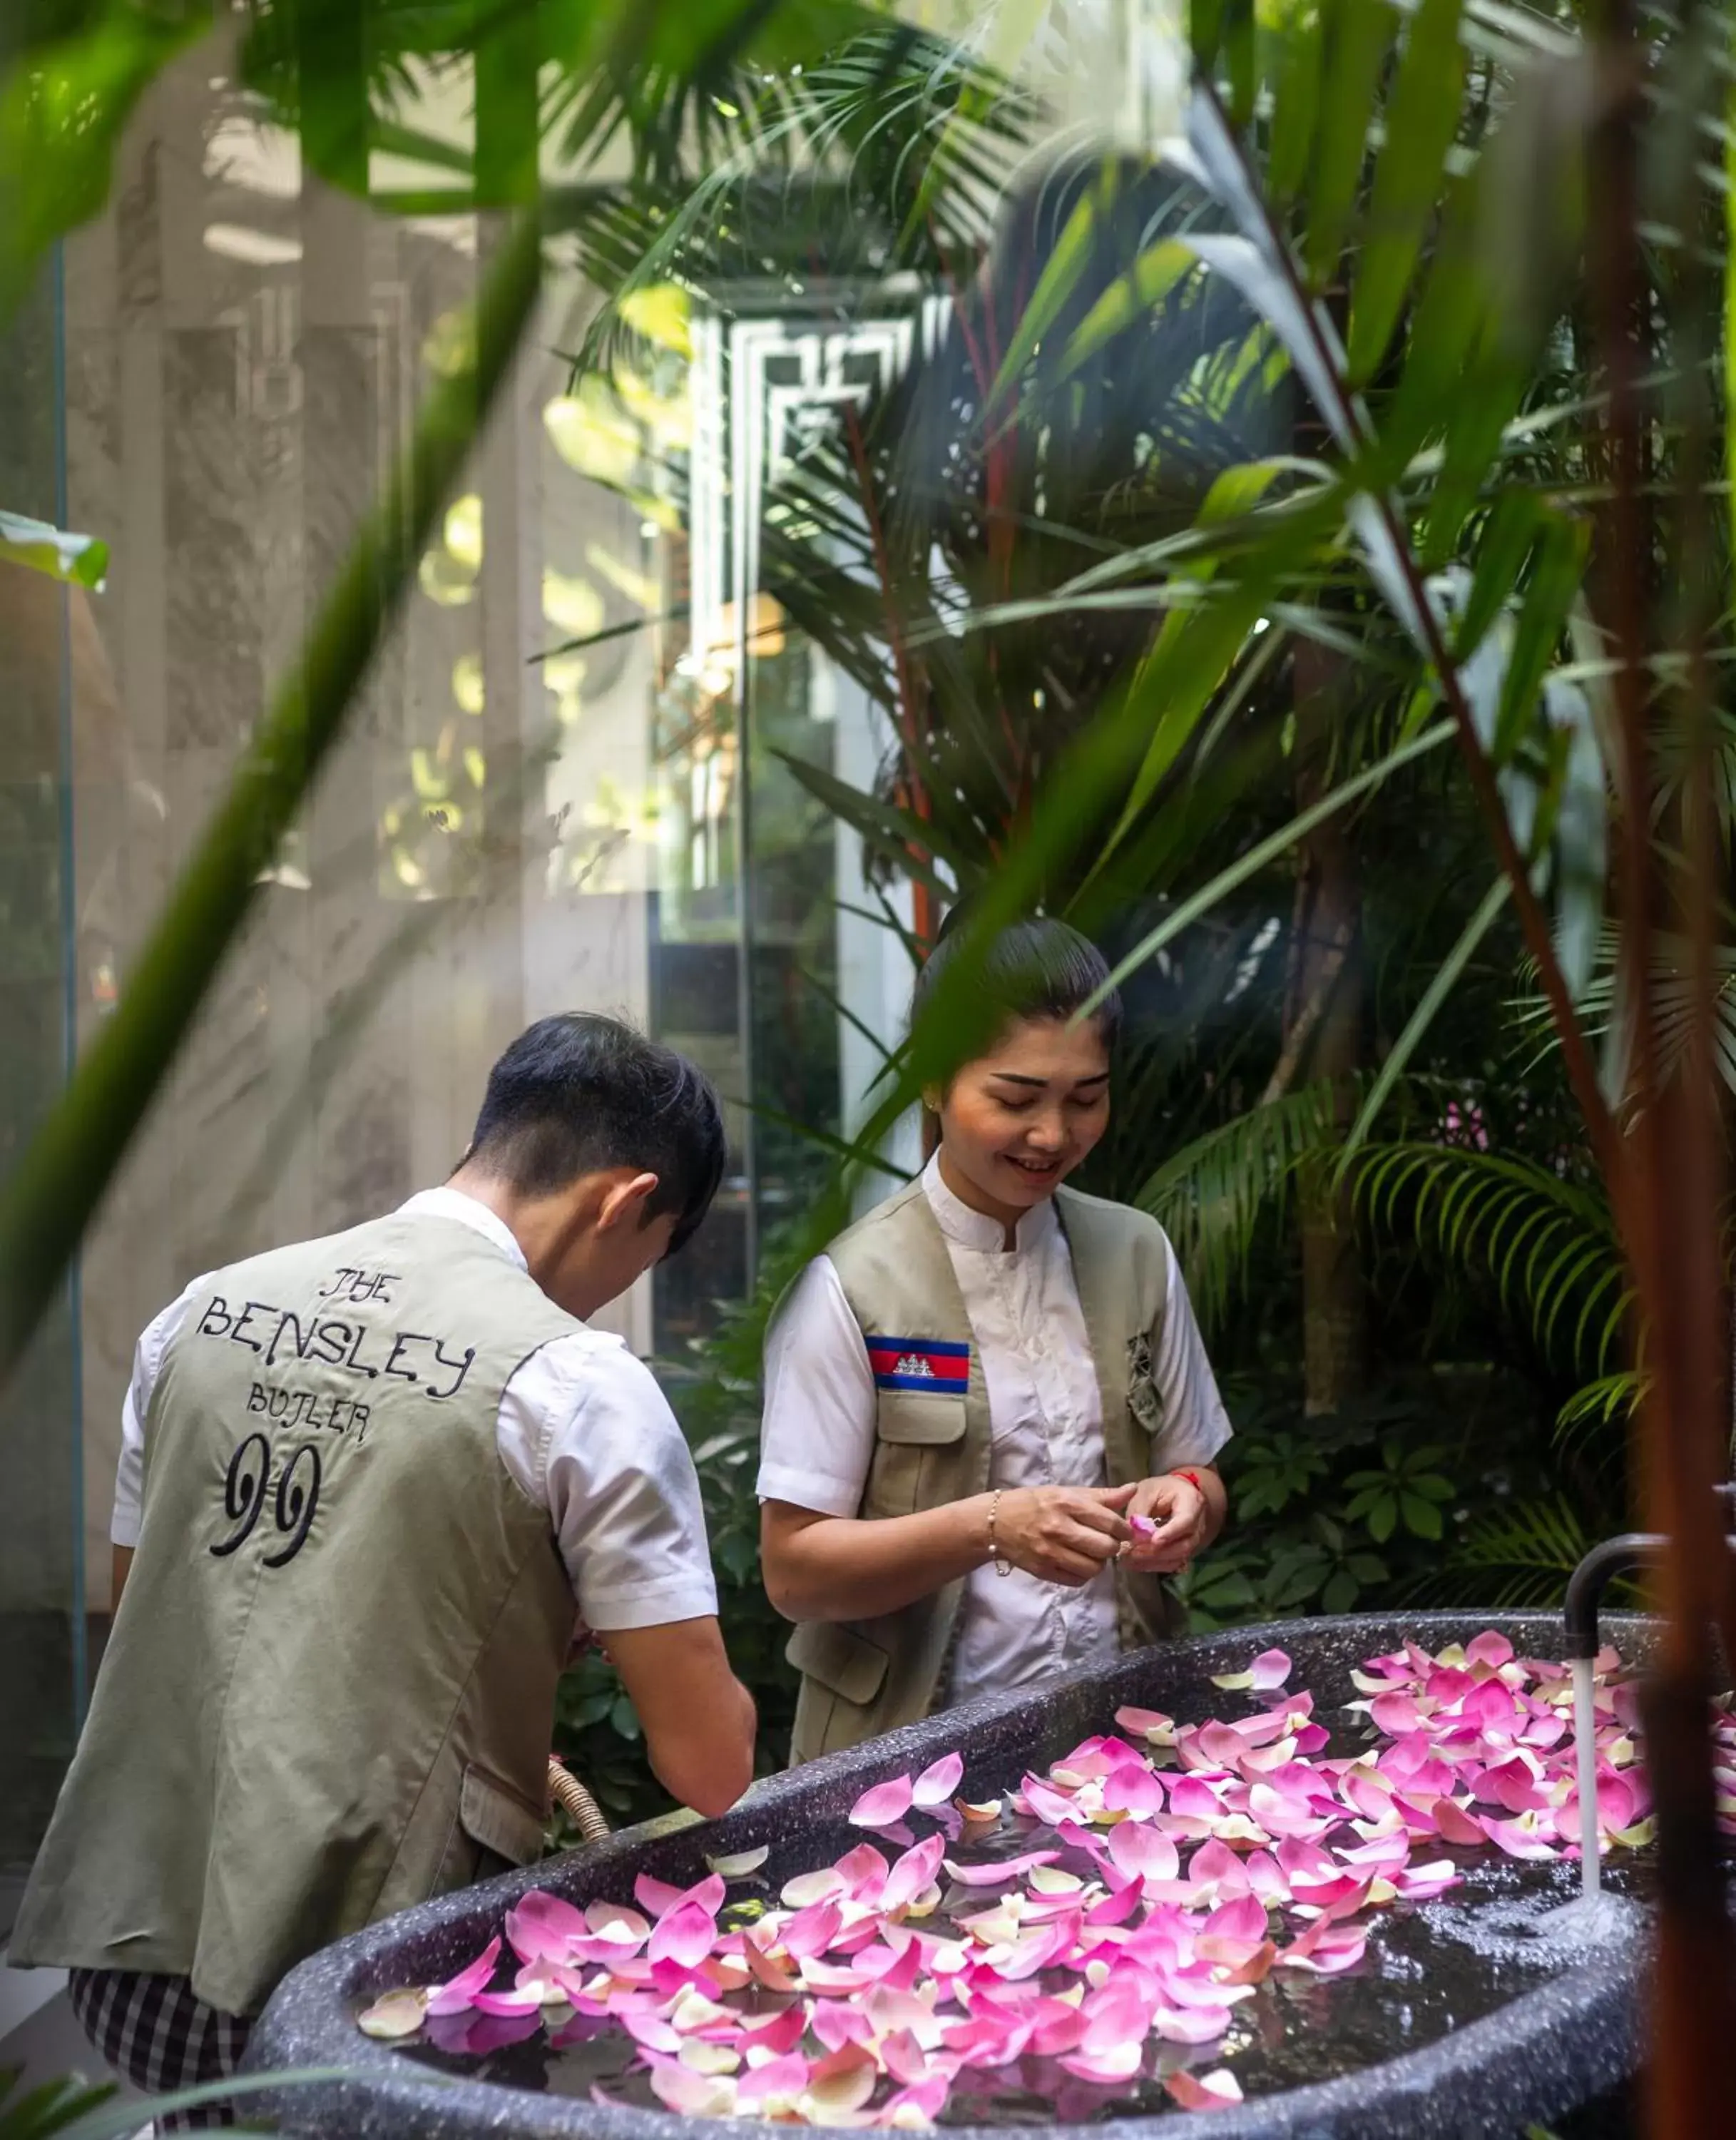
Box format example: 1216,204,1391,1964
867,1337,970,1394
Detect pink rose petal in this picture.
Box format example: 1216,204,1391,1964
647,2061,735,2116
1115,1704,1175,1740
881,2074,951,2124
1249,1648,1292,1691
470,1984,547,2017
1370,1691,1424,1736
834,1842,890,1902
1429,1795,1488,1846
1165,2067,1245,2110
1059,2039,1145,2085
1153,2002,1235,2044
633,1872,685,1917
784,1895,845,1960
1103,1763,1166,1818
851,1775,916,1829
735,2052,812,2109
424,1935,502,2017
648,1900,716,1970
1021,1774,1087,1828
1106,1821,1181,1886
884,1835,946,1914
1483,1815,1560,1861
912,1751,964,1808
805,2045,881,2115
503,1891,586,1967
941,1849,1061,1886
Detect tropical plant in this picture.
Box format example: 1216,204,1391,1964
556,0,1736,2089
0,2064,342,2140
5,0,1736,2115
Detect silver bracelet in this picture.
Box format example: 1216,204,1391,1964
986,1489,1012,1577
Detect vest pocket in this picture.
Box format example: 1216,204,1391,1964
459,1763,547,1868
865,1390,969,1517
875,1392,968,1444
785,1619,890,1706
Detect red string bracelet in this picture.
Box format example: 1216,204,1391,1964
1170,1469,1203,1492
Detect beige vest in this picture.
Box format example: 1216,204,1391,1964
11,1212,579,2016
785,1181,1178,1764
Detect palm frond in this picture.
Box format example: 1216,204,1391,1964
1352,1139,1628,1381
1133,1082,1342,1331
1442,1492,1598,1609
557,23,1034,379
1509,920,1736,1099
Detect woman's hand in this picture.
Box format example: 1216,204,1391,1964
1124,1472,1212,1573
994,1482,1137,1586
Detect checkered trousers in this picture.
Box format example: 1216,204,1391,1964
66,1967,252,2131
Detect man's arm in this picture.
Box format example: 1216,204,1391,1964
108,1282,203,1616
600,1617,756,1818
517,1333,751,1818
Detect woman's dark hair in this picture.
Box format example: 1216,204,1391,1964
911,909,1123,1075
464,1014,725,1254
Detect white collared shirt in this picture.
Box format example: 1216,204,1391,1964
111,1188,719,1634
758,1156,1232,1702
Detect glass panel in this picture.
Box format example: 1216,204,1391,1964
0,252,83,1892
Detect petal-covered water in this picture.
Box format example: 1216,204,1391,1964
358,1635,1730,2124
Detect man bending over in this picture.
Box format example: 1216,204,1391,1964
11,1013,756,2124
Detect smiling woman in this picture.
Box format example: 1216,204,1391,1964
757,914,1231,1765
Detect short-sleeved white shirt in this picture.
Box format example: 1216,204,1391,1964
758,1156,1231,1701
111,1187,718,1634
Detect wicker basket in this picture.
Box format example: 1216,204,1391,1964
546,1756,611,1844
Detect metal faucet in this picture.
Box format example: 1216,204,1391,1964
1561,1485,1736,1663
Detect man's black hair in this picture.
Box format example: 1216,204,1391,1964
911,907,1123,1074
464,1014,725,1254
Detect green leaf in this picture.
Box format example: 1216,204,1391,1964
1365,1498,1397,1543
1195,1569,1259,1609
1053,238,1198,386
1493,514,1591,766
1224,0,1257,126
769,746,974,897
1453,489,1542,663
1347,0,1465,384
1382,172,1486,469
0,2069,352,2140
1305,0,1398,289
1401,1492,1445,1539
986,170,1112,411
0,8,209,319
1088,720,1457,1007
609,1694,643,1742
1266,6,1324,206
0,510,109,591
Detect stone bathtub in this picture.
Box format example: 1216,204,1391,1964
244,1612,1652,2138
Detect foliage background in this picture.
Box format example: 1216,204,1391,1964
0,3,1720,1853
533,0,1684,1829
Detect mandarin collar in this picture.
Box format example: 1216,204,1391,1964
921,1151,1060,1255
397,1185,529,1273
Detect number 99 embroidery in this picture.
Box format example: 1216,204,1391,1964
210,1432,322,1567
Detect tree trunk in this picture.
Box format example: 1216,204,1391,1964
1288,640,1369,1416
